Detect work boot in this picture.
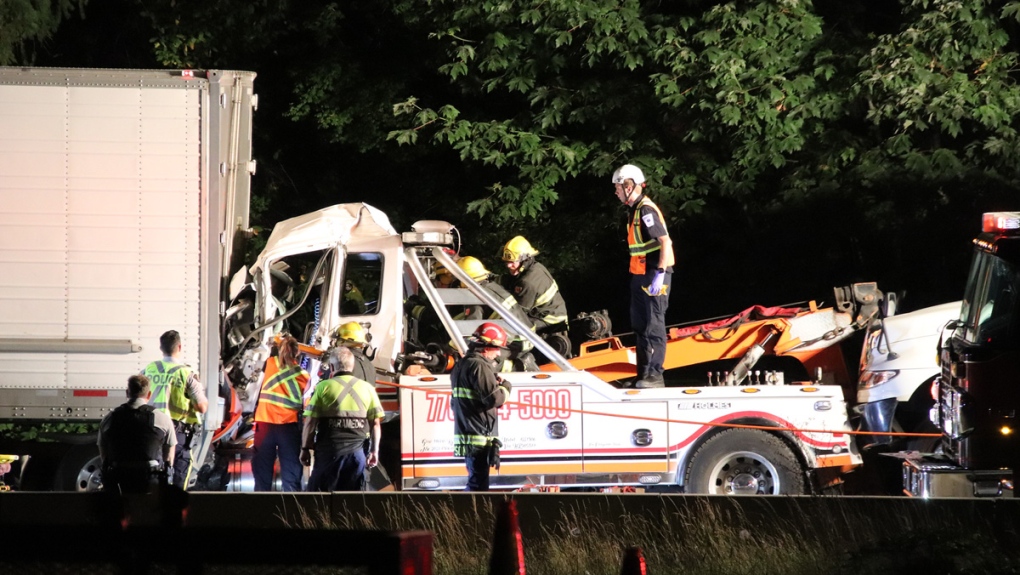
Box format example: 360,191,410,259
634,374,664,389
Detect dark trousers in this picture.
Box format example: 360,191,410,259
307,448,366,492
630,271,672,378
465,448,491,491
171,421,195,490
252,421,303,492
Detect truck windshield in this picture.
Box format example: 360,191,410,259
959,250,1020,347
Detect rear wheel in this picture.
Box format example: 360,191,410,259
54,444,103,492
684,429,805,495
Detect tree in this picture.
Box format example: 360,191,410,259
0,0,85,64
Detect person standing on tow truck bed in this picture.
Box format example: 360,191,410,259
451,322,513,491
144,330,208,489
613,164,675,389
301,346,384,491
98,375,177,494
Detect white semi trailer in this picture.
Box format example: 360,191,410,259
0,67,256,489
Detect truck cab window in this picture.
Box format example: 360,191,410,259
342,253,383,316
961,252,1020,347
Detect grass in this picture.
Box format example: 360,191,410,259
287,494,1020,575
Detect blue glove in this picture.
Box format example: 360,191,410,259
648,270,665,296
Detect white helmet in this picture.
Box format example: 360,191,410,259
612,164,645,186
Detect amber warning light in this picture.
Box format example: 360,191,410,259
982,212,1020,234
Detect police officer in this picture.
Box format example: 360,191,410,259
336,322,376,385
143,330,208,489
98,375,177,494
301,347,384,491
253,335,310,492
451,322,512,491
500,236,571,357
613,164,675,389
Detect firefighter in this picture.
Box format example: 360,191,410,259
500,236,571,358
143,330,208,489
98,375,177,494
457,256,538,372
336,322,376,385
252,335,310,492
613,164,675,389
301,346,384,491
451,322,512,491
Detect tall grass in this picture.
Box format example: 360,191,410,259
288,495,1019,575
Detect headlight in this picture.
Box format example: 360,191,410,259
858,370,899,390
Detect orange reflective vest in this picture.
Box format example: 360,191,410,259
254,357,310,424
627,196,666,275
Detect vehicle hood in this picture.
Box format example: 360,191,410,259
880,301,961,343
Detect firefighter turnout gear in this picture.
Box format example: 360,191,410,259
502,260,569,332
451,349,510,490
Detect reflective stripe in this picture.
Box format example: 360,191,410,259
333,375,368,419
259,358,304,411
454,434,492,447
541,314,569,324
628,201,661,256
534,280,559,307
452,388,477,400
627,197,666,275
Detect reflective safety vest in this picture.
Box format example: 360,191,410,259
627,196,665,275
144,360,199,424
305,374,384,437
254,357,309,424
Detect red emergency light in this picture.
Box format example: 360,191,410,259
982,212,1020,234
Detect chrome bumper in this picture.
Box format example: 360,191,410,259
902,455,1014,498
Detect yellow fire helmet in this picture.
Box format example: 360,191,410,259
457,256,490,282
502,236,538,263
336,321,367,346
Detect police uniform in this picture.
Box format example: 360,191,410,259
143,358,207,489
627,194,673,382
502,261,569,333
304,373,384,491
98,398,176,494
253,356,310,491
451,350,509,491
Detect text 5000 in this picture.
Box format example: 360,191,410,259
423,389,574,423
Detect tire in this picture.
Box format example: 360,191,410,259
53,443,103,492
684,429,806,495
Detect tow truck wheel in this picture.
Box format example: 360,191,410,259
684,429,805,495
54,444,103,492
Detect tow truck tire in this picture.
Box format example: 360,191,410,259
684,429,805,495
54,444,103,492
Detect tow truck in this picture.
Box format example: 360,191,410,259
902,212,1020,498
0,67,862,494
